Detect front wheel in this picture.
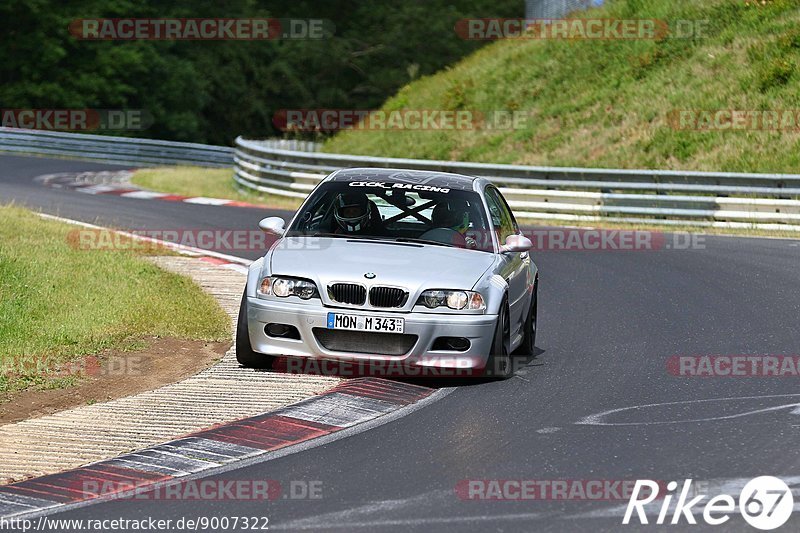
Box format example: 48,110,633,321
236,289,275,369
484,297,512,379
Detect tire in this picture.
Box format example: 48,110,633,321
515,282,538,356
485,297,512,379
236,289,275,369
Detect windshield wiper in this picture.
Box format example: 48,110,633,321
300,233,453,247
393,237,454,248
311,233,391,241
307,232,351,239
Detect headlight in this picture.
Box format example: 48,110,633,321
446,291,468,310
257,276,318,300
272,278,293,297
417,290,485,310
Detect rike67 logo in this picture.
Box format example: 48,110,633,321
624,477,794,530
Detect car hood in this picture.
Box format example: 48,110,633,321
269,237,496,294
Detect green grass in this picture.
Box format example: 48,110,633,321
324,0,800,174
0,205,231,394
131,166,303,211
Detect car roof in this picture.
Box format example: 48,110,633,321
325,167,480,192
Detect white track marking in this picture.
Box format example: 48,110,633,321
183,197,232,205
36,212,251,266
119,190,170,199
74,185,120,194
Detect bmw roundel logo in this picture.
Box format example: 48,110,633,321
364,272,376,279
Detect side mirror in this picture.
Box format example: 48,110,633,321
258,216,285,236
501,234,532,253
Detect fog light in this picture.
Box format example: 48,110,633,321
266,323,290,337
432,336,471,352
446,337,470,351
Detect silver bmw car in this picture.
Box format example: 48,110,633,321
237,168,538,378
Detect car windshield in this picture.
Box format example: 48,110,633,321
286,181,494,252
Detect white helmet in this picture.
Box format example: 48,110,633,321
334,192,371,232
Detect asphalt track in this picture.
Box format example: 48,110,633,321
2,154,800,532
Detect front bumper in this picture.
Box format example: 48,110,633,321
246,296,497,370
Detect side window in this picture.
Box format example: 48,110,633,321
296,192,332,232
485,187,517,244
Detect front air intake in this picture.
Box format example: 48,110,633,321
328,283,367,305
369,286,408,308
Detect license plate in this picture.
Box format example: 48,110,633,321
327,312,404,333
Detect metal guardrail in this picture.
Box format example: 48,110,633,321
0,127,320,169
234,136,800,231
0,128,235,167
2,128,798,230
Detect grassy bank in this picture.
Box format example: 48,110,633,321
324,0,800,174
0,205,230,394
131,166,303,211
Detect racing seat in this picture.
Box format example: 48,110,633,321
419,202,467,247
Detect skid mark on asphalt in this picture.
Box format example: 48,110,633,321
268,490,549,530
275,477,800,529
536,427,562,434
273,512,552,530
576,394,800,426
272,489,449,529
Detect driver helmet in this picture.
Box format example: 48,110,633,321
334,192,372,232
